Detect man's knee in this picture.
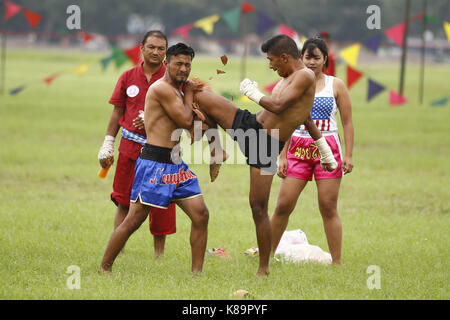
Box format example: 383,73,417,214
249,199,268,221
192,206,209,228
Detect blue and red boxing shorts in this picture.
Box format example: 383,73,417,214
130,144,202,209
111,150,176,235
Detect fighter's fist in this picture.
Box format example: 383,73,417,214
239,78,265,104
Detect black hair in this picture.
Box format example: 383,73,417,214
166,43,195,61
301,37,329,68
261,34,300,59
141,30,168,47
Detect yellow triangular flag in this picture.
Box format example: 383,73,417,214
444,21,450,42
194,14,220,35
339,43,361,68
70,63,90,76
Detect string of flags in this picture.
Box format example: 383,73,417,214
4,0,42,28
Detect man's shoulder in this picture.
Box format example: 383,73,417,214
294,67,315,84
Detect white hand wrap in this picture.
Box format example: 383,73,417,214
315,137,338,170
138,110,145,122
240,78,265,104
98,135,115,161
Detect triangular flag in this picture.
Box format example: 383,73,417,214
124,44,141,65
389,90,408,106
80,31,94,44
346,65,363,89
22,9,42,29
100,55,114,71
444,21,450,42
194,14,220,35
367,78,386,101
221,7,241,33
424,15,440,24
264,80,280,94
363,34,382,53
279,24,295,38
70,63,89,76
241,1,255,13
172,24,193,38
410,12,425,22
384,22,405,47
111,46,129,68
431,96,448,107
257,12,276,35
4,0,21,20
9,85,26,95
43,73,61,86
339,43,361,68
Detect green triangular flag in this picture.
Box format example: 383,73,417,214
111,46,129,68
424,15,440,24
100,55,114,71
431,96,448,107
221,7,241,33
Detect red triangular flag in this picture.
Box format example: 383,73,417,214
172,24,193,38
389,90,407,106
347,65,363,89
81,31,94,44
241,1,255,13
43,73,60,86
264,81,280,94
279,24,295,38
4,0,21,20
384,22,405,47
23,9,42,29
124,44,142,65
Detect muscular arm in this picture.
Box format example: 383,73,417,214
303,115,322,141
258,71,314,114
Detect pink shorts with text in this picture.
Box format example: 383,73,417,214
286,133,343,181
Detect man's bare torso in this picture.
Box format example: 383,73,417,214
256,67,315,142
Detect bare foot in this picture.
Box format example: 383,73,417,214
98,265,112,275
209,150,229,182
255,270,270,278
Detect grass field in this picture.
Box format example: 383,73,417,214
0,48,449,300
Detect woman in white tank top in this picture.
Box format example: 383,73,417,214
271,37,354,265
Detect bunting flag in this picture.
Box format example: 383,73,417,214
389,90,408,106
278,24,296,38
9,85,26,95
444,21,450,42
264,80,279,94
124,44,141,65
100,55,114,70
221,7,241,33
80,31,94,44
424,15,440,24
367,78,386,101
384,22,405,47
194,14,220,35
257,12,277,35
363,34,382,53
43,73,61,85
4,0,21,20
241,1,255,13
346,65,363,89
70,63,90,76
339,43,361,68
172,24,193,38
111,46,129,68
430,96,448,107
22,9,42,29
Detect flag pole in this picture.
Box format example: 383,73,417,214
1,18,7,95
418,0,428,105
240,10,248,80
399,0,411,96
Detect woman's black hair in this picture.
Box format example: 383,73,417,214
301,37,329,68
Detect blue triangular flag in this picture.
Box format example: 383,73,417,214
10,85,27,95
364,34,382,53
367,78,385,101
431,96,448,107
257,12,277,35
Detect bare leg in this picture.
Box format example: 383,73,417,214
194,90,238,130
270,177,308,255
153,235,166,258
248,166,275,278
316,178,342,265
175,196,209,274
114,204,129,253
100,200,150,272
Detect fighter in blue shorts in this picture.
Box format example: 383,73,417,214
100,43,210,275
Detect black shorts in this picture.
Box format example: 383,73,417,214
230,109,285,174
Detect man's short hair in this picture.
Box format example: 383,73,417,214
141,30,168,47
166,43,195,61
261,34,300,59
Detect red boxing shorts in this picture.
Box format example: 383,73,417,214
286,133,343,181
111,152,176,235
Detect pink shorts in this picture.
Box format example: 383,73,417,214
286,133,343,181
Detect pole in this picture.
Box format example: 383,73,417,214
419,0,428,105
1,19,7,95
240,11,247,80
399,0,411,95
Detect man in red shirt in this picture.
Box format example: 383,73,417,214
320,30,337,77
98,30,176,257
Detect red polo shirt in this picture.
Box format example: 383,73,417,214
109,62,166,160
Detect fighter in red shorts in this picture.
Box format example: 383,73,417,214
98,31,175,257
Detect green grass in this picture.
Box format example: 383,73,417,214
0,48,449,300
